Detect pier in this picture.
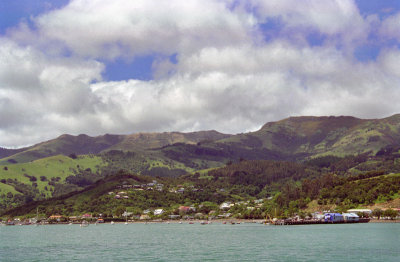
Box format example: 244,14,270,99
272,218,370,225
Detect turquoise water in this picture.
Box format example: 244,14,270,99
0,223,399,261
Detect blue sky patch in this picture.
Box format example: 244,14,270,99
102,55,155,81
0,0,69,34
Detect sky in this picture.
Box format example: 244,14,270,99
1,0,400,148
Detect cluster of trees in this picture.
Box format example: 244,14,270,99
372,208,399,220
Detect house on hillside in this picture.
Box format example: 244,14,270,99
140,214,150,220
81,213,92,219
179,206,191,213
49,215,63,221
220,202,233,210
154,209,164,216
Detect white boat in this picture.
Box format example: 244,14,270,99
80,221,89,227
111,221,115,225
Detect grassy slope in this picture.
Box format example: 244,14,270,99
216,115,400,161
0,182,18,195
0,134,124,165
0,155,106,196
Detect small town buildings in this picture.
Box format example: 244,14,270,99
81,213,92,219
254,199,264,204
312,212,325,220
217,213,231,218
179,206,191,213
49,215,63,220
140,214,150,220
324,213,344,222
194,212,204,218
122,211,133,217
168,215,181,219
69,216,78,222
154,209,164,216
347,209,372,215
220,202,233,210
342,213,359,222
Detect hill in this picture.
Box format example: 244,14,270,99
0,131,230,165
1,114,400,213
213,114,400,161
0,155,106,210
2,157,399,219
2,115,400,168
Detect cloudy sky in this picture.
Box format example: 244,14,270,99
1,0,400,148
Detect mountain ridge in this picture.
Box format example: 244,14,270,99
1,114,400,166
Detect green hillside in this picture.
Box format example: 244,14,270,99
0,155,106,209
3,155,399,219
108,130,230,151
0,134,124,164
2,114,400,215
2,115,400,169
210,115,400,160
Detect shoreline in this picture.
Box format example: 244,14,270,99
5,218,400,226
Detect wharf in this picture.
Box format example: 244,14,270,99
272,218,370,225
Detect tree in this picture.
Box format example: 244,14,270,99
114,206,126,218
372,208,383,220
383,209,398,220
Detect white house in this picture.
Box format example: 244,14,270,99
347,209,372,215
220,202,233,210
342,213,359,222
154,209,164,216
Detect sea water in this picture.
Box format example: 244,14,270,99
0,223,399,261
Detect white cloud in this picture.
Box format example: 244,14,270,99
90,42,400,138
0,38,105,146
1,0,400,148
25,0,256,59
250,0,368,49
379,12,400,41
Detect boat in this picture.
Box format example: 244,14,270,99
6,220,15,226
80,220,89,227
111,221,115,225
124,209,128,225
